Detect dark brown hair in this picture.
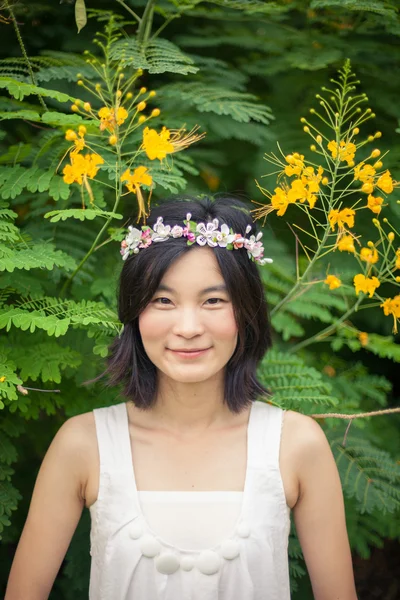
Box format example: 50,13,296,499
104,195,273,414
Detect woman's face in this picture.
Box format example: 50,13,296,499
138,247,238,384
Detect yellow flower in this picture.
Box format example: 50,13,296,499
380,296,400,333
270,187,290,216
142,126,205,161
358,332,369,347
367,194,384,215
301,165,323,194
142,126,174,160
337,235,355,253
327,140,356,165
0,376,6,383
324,275,341,290
353,274,380,298
284,153,304,177
376,170,394,194
98,106,128,132
121,166,153,221
121,166,153,193
328,208,355,231
62,153,104,185
354,162,376,183
360,247,379,264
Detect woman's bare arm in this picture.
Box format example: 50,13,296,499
5,415,91,600
288,411,358,600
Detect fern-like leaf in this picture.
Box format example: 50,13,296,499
0,77,75,103
13,342,82,383
0,242,77,273
109,38,198,75
330,431,400,514
160,83,274,124
44,209,123,222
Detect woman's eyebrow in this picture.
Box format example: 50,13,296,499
156,284,228,294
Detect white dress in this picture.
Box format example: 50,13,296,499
88,400,292,599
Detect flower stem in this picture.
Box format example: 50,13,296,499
115,0,142,22
60,148,124,296
288,295,363,353
5,0,47,111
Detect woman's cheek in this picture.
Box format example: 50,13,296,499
139,307,170,339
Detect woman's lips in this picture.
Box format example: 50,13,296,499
167,348,211,359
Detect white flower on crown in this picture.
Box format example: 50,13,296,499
127,227,142,248
215,223,236,247
171,225,184,238
152,217,171,242
196,219,219,247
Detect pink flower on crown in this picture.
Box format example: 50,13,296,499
244,232,264,260
196,219,219,247
138,228,152,248
232,233,245,249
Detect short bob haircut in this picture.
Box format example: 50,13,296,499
104,194,273,414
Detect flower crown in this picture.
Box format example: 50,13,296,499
120,213,273,265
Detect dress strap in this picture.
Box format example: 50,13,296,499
92,402,132,472
247,401,285,469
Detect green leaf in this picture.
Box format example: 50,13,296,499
48,175,71,201
15,342,82,383
160,83,274,124
0,77,75,103
75,0,87,33
0,242,77,273
44,209,124,222
109,38,198,75
26,169,53,193
310,0,397,16
0,110,41,121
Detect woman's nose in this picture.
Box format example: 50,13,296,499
172,308,205,338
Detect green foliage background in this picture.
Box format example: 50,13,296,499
1,1,400,598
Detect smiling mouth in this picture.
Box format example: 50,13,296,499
167,348,211,357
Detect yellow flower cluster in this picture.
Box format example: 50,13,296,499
353,161,394,216
353,274,380,298
327,140,356,166
98,106,128,133
266,153,326,217
63,152,104,185
62,126,104,192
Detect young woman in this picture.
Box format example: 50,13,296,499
5,196,358,600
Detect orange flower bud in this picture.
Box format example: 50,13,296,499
138,115,146,124
371,149,381,158
151,108,160,117
388,232,395,242
137,101,146,112
83,102,91,111
109,134,118,146
149,91,156,98
71,104,79,112
139,87,147,94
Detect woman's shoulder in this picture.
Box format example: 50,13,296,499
282,410,332,470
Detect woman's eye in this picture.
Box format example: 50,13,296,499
205,298,224,305
153,297,172,305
